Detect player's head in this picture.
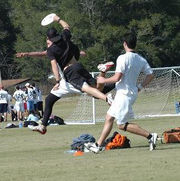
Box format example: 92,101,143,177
46,27,61,43
122,32,137,49
25,82,30,87
32,83,35,87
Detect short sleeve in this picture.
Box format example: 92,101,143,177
115,55,126,74
142,61,153,75
61,29,72,41
47,48,56,61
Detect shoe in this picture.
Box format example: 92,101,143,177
97,62,114,72
149,133,158,151
32,124,47,135
106,93,113,105
84,142,104,153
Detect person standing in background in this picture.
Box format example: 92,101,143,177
0,84,8,122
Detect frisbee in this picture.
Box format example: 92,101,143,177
41,13,56,26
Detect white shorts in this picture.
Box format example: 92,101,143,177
107,91,137,125
50,79,82,97
14,102,25,112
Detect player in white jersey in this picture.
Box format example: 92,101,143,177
25,83,35,113
36,87,43,117
31,83,38,112
0,84,9,122
13,85,26,121
85,32,158,153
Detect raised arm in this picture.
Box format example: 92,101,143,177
16,51,47,58
53,15,70,30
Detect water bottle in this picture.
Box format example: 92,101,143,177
64,150,76,154
19,121,23,128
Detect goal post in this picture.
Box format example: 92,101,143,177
54,66,180,124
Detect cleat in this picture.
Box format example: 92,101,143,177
97,62,114,72
106,93,113,105
84,142,104,154
149,133,158,151
32,124,47,135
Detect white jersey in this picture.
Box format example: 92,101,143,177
0,89,8,104
13,90,26,103
37,89,43,102
115,52,153,95
32,87,38,104
25,87,34,101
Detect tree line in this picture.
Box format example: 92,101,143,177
0,0,179,81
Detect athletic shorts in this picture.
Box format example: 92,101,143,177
51,79,82,98
107,91,137,125
64,63,96,91
0,103,8,113
14,102,24,112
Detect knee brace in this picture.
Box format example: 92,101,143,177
124,122,129,131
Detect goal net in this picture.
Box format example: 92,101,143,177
54,66,180,124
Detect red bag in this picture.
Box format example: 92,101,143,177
163,127,180,143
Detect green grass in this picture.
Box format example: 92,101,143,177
0,116,180,181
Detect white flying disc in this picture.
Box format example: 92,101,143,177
41,13,56,26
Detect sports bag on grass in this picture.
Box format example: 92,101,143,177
163,127,180,143
104,131,131,150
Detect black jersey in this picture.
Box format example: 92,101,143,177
47,29,80,70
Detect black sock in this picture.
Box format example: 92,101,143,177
147,134,152,140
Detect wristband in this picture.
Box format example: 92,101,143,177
57,18,61,23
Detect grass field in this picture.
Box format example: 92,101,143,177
0,116,180,181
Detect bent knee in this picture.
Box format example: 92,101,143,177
118,122,129,131
118,124,125,130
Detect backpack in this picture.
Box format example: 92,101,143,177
24,121,39,127
162,127,180,143
104,132,131,150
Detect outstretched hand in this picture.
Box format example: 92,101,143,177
80,51,86,57
16,52,27,58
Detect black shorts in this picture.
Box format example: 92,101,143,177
64,63,96,91
0,103,8,113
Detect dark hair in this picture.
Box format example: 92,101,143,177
47,27,61,42
32,83,35,87
123,32,137,49
16,85,20,90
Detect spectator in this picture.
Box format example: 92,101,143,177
25,83,35,114
26,110,40,122
13,85,26,121
37,87,43,117
0,84,8,122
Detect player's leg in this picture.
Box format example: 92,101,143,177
42,93,60,127
32,93,60,134
64,63,113,104
118,123,150,138
118,123,158,151
32,79,72,134
84,114,115,153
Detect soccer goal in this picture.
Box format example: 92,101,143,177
55,66,180,124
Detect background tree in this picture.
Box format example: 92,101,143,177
1,0,179,81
